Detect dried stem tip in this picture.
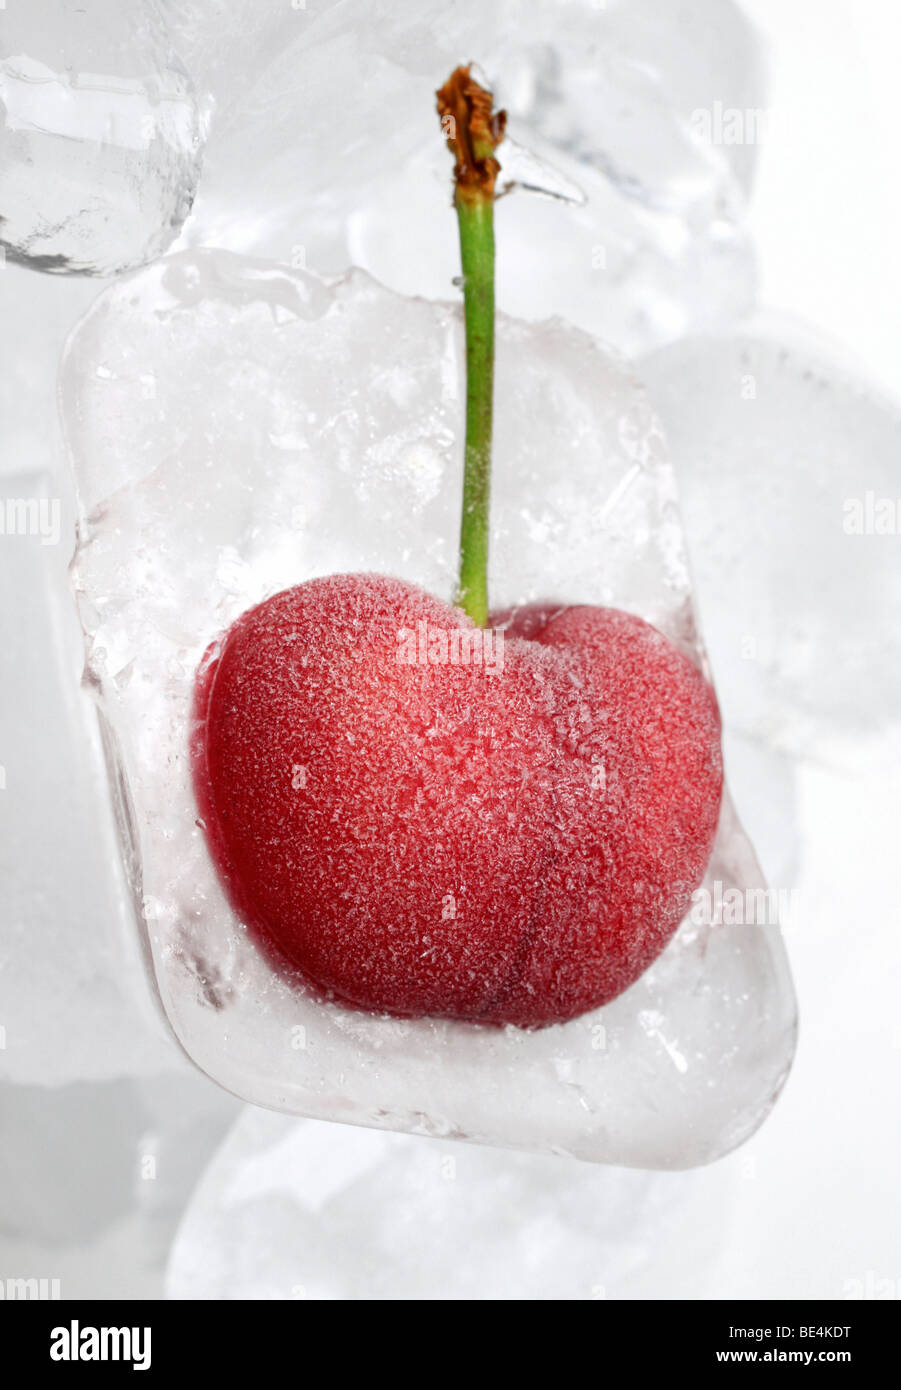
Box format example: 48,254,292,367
436,65,506,203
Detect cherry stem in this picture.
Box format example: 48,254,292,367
455,197,495,627
437,67,507,628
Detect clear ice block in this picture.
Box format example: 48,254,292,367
0,265,178,1085
642,323,901,754
0,0,202,275
60,250,796,1167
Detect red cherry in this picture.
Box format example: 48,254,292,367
485,603,723,1025
193,574,559,1018
192,574,722,1026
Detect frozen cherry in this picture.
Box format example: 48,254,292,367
192,576,722,1025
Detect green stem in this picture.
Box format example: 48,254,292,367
436,64,505,627
454,194,496,627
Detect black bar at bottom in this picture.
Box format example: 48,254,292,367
0,1298,895,1372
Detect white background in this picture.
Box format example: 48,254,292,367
744,0,901,398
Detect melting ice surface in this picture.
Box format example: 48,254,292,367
61,251,796,1167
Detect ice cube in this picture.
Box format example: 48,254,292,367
0,263,98,483
599,0,766,195
0,467,177,1084
0,0,202,275
642,322,901,754
0,1071,241,1296
722,730,800,893
165,1107,739,1299
168,0,761,354
60,250,796,1167
347,125,753,358
0,266,176,1085
0,1078,146,1246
